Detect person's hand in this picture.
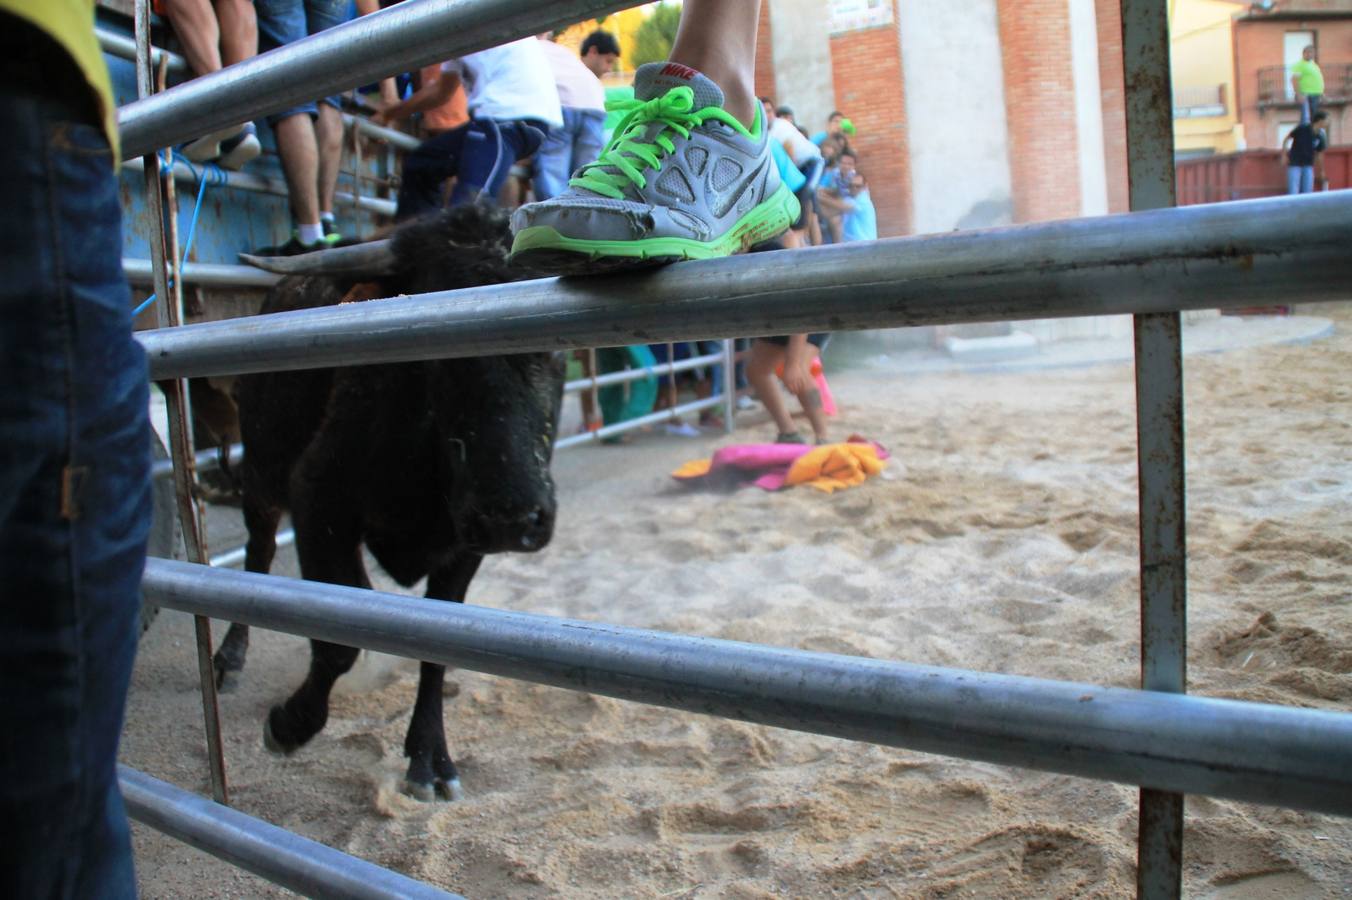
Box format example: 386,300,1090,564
370,101,399,127
782,357,813,395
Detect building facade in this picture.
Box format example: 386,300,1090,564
754,0,1130,237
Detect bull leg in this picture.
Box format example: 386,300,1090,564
403,552,482,801
264,490,369,755
214,498,282,690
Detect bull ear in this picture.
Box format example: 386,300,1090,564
239,239,397,277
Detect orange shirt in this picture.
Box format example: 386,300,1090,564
418,64,468,133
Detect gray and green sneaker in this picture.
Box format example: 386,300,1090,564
509,62,799,274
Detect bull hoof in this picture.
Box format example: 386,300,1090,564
263,707,302,756
402,776,463,803
215,668,242,694
212,655,243,692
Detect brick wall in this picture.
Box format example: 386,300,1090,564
829,9,913,236
996,0,1083,222
755,0,777,100
1235,18,1352,149
1094,0,1129,212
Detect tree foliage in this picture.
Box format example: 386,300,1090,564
629,3,682,70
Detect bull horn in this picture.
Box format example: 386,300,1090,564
239,239,397,276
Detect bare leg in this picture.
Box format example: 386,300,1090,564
669,0,760,128
162,0,223,75
315,104,344,218
274,114,322,229
214,0,257,66
747,340,797,437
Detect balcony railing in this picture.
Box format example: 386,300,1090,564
1257,63,1352,108
1173,84,1226,118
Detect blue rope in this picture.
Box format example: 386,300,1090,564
134,151,227,317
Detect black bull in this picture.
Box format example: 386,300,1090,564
214,206,564,801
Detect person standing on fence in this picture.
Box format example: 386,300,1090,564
375,38,561,219
532,30,617,202
1283,110,1328,195
0,4,151,897
1291,44,1324,125
250,0,354,255
509,0,798,273
159,0,262,168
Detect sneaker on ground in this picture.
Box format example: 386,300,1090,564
217,123,261,170
251,233,325,257
509,62,799,275
183,123,248,164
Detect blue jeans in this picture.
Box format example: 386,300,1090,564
396,118,547,220
255,0,352,122
1287,165,1314,194
0,69,151,899
532,107,606,201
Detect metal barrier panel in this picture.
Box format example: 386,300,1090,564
135,193,1352,380
141,560,1352,817
120,767,460,899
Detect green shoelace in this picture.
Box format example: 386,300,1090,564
569,86,752,201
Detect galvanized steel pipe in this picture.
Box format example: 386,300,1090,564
137,193,1352,380
122,156,398,218
119,766,459,899
118,0,646,159
141,559,1352,816
124,258,282,289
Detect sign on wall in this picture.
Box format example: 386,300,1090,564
829,0,894,34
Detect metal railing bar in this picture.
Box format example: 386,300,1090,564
118,0,648,159
562,350,724,393
97,25,188,75
119,766,459,899
1121,0,1187,894
346,113,420,151
125,259,282,289
123,156,398,218
136,192,1352,381
140,559,1352,817
554,395,721,449
97,28,419,154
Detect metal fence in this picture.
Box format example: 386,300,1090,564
120,1,1352,899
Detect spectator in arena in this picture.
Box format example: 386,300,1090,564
1283,110,1328,195
763,97,824,246
252,0,354,254
1291,44,1324,124
746,333,830,445
160,0,261,167
812,110,855,168
532,31,616,201
1,4,150,894
375,37,562,219
816,148,857,243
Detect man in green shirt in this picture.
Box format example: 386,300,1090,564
1291,44,1324,124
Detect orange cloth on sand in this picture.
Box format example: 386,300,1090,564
783,443,885,493
672,457,714,478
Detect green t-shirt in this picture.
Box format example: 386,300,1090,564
1291,58,1324,95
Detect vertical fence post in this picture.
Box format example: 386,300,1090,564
1120,0,1184,896
134,0,230,806
722,339,736,435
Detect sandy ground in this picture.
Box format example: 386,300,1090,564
123,305,1352,899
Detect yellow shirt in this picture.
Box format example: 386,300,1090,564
0,0,118,156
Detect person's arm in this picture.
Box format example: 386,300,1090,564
815,189,853,216
781,334,814,396
354,0,401,105
374,68,459,126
